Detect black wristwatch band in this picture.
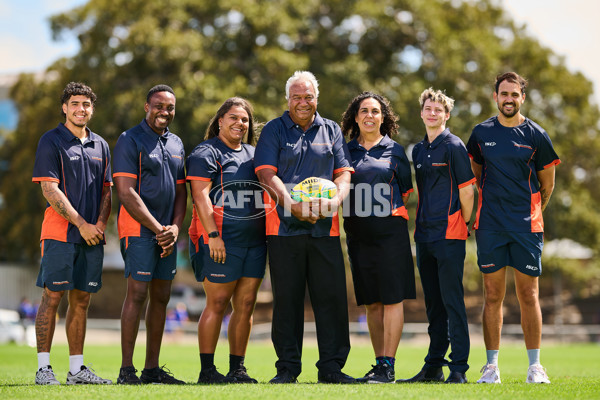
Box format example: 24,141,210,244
208,231,219,238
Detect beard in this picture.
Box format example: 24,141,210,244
498,102,519,118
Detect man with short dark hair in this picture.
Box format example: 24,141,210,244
32,82,113,385
255,71,355,384
113,84,187,385
467,72,559,384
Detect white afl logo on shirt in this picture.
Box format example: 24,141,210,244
484,142,496,146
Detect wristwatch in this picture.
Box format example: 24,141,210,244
208,231,220,238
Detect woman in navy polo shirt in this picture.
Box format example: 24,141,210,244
341,92,416,383
186,98,266,384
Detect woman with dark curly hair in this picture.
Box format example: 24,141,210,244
341,91,416,383
186,97,266,384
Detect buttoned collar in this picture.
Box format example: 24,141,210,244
141,119,171,142
423,128,450,149
282,110,324,131
348,134,394,151
57,122,98,144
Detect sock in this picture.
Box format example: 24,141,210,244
486,350,499,366
375,356,385,365
69,355,84,375
37,352,50,370
527,349,540,366
229,354,245,372
384,357,396,367
200,353,215,372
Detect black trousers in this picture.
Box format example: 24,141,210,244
268,235,351,377
416,239,470,373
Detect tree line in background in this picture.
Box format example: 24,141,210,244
1,0,599,297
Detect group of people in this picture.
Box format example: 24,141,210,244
31,70,559,386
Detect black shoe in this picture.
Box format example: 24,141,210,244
226,365,258,384
117,366,141,385
318,370,356,384
356,365,378,383
140,365,185,384
356,364,394,383
269,369,298,384
444,371,467,384
198,365,235,384
396,367,444,383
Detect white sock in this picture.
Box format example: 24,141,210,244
527,349,540,366
37,352,50,370
486,350,499,366
69,354,84,375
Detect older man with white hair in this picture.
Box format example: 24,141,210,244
254,71,355,384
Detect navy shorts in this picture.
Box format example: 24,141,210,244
120,236,177,281
475,230,544,277
37,239,104,293
190,239,266,284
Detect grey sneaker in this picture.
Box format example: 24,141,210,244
66,365,113,384
36,365,60,385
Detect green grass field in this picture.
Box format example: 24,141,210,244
1,341,599,399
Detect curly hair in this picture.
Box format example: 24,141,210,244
204,97,257,145
341,92,398,139
60,82,96,117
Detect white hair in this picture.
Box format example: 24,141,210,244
285,71,319,100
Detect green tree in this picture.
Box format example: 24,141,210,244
1,0,599,298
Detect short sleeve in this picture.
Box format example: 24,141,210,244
466,130,483,165
186,145,218,182
533,130,560,171
254,120,281,173
112,132,139,179
32,134,61,184
394,145,413,194
449,140,476,187
331,123,353,174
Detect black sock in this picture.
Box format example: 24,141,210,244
200,353,215,372
229,354,245,372
375,356,385,365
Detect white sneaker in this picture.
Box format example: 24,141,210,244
526,364,550,383
36,365,60,385
477,363,501,383
66,365,113,384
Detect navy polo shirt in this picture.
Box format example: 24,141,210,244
32,123,112,244
254,111,353,237
186,137,265,247
113,119,186,239
467,116,560,233
412,129,476,242
345,135,413,218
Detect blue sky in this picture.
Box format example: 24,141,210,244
1,0,599,106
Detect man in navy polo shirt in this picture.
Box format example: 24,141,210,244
398,88,475,385
467,72,559,384
32,82,113,385
254,71,355,384
113,84,187,385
